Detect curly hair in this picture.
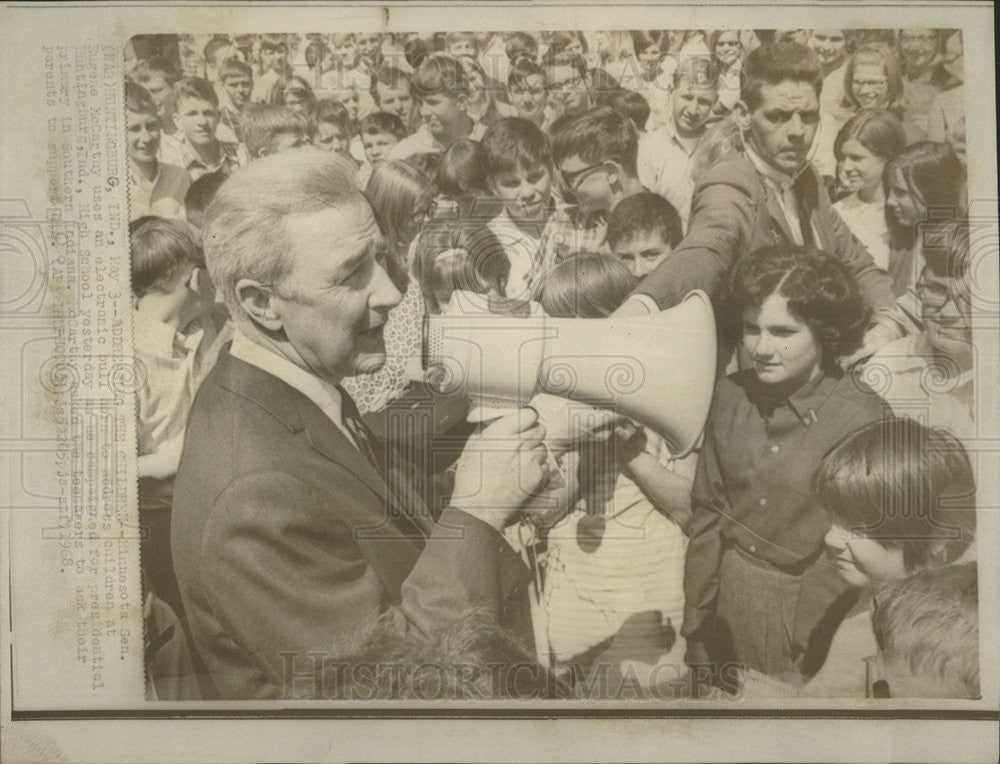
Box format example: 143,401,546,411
719,244,870,371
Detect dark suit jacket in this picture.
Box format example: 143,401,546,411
633,155,898,312
171,347,532,699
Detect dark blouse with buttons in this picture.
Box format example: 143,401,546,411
682,368,888,640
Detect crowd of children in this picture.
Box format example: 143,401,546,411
126,28,979,700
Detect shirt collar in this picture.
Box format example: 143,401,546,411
784,370,835,426
229,330,344,430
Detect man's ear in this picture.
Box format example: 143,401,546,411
456,92,470,114
236,278,284,332
604,160,622,188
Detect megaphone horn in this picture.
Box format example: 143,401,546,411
422,290,717,457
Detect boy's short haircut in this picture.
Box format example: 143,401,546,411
314,98,351,133
607,192,683,250
873,562,979,698
330,33,355,47
404,38,433,71
125,81,159,117
173,77,220,109
610,90,651,133
742,41,823,112
131,57,180,87
551,106,638,176
131,216,204,296
505,31,538,65
204,37,234,67
184,171,228,229
239,104,309,157
673,54,720,90
436,139,487,198
360,111,407,139
260,33,288,53
445,31,477,52
480,117,552,179
218,58,253,83
534,252,638,319
508,57,545,91
814,416,976,572
413,54,471,99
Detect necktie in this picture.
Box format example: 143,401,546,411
792,173,816,248
338,386,383,475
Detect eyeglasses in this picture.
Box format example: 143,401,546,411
852,78,888,89
548,74,585,91
917,282,971,310
560,161,606,191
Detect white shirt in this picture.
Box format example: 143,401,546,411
834,189,890,270
745,144,816,247
637,115,699,225
488,208,544,301
134,311,218,460
229,331,361,450
865,332,974,443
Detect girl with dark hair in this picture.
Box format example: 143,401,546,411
883,140,966,310
684,244,887,683
832,109,907,270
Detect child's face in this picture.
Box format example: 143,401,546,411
839,139,886,194
174,96,221,148
638,43,662,75
612,228,673,278
918,266,972,358
850,62,890,109
357,33,382,61
361,130,399,164
376,81,416,128
742,293,822,388
671,77,718,137
489,162,552,224
824,523,907,589
807,29,847,69
885,168,926,229
222,74,253,110
509,73,547,122
142,74,174,109
448,38,477,59
547,63,589,116
714,31,742,67
899,29,937,73
283,88,310,116
126,109,161,164
314,121,350,153
419,92,468,142
331,36,359,70
261,46,287,73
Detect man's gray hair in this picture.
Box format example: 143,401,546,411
202,148,364,317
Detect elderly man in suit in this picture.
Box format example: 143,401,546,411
616,42,906,360
171,148,549,699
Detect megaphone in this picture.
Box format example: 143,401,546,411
421,290,717,457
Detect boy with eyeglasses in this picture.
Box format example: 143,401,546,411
866,220,974,442
538,106,652,269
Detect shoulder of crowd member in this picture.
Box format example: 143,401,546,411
706,369,756,426
693,153,759,196
831,368,887,418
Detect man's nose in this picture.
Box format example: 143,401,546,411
788,114,805,137
370,261,402,309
